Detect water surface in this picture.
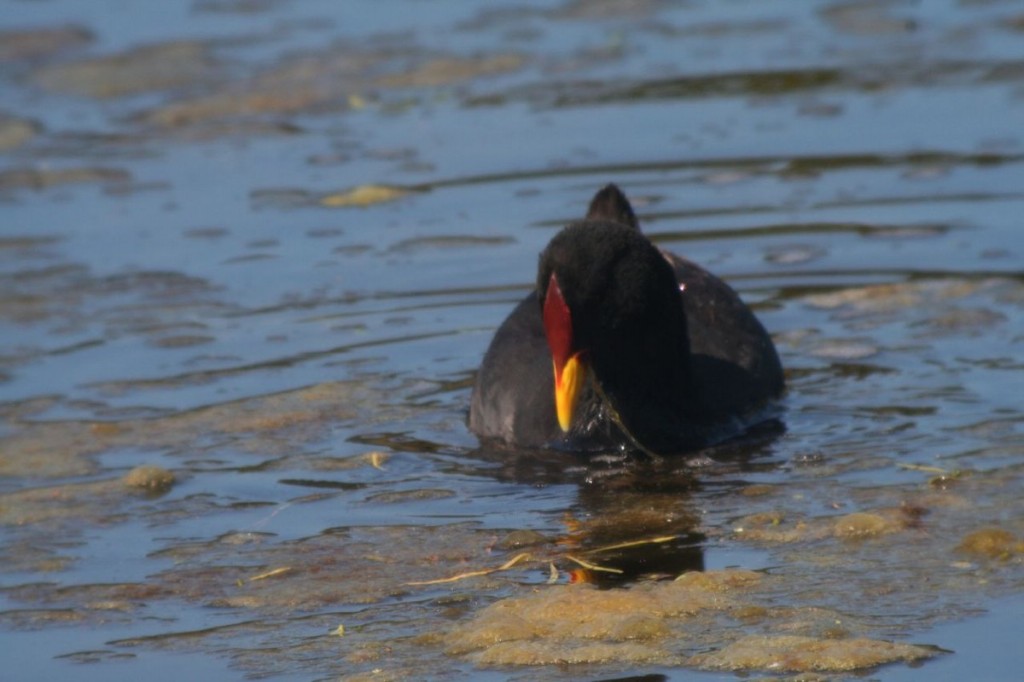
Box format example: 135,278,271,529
1,1,1023,680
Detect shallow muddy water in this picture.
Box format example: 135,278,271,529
1,1,1023,680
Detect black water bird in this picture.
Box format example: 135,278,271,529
469,184,783,456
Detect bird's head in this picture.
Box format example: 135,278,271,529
537,216,687,435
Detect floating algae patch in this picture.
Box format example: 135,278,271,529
690,634,940,672
0,25,93,61
363,487,456,504
443,570,762,666
142,522,511,614
0,464,178,534
956,528,1024,560
0,542,73,574
0,166,131,191
122,465,176,493
0,378,401,476
386,235,516,253
437,569,944,671
0,112,38,151
913,306,1008,337
3,581,171,622
0,477,136,528
320,184,412,208
831,511,901,539
32,41,218,99
0,422,105,478
732,508,910,543
374,54,523,88
138,44,523,130
803,279,996,317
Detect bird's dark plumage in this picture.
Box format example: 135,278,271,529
469,184,784,456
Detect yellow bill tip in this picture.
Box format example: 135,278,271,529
555,354,584,432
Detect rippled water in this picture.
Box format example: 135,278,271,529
2,1,1023,680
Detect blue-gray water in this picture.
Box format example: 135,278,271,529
1,1,1022,680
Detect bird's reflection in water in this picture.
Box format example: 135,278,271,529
469,418,785,586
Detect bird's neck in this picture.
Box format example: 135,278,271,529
593,323,703,455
